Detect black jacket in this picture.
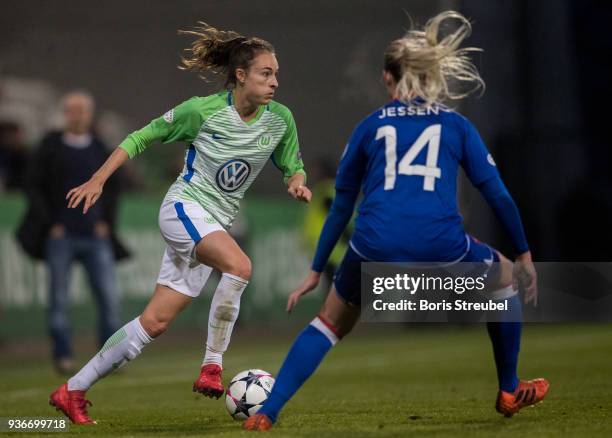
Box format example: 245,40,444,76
16,131,130,261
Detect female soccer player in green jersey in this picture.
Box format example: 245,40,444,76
49,24,312,425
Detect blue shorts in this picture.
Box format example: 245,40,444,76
333,236,501,306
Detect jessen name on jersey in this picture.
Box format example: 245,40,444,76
378,105,450,119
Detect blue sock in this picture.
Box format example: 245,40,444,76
259,318,338,423
487,292,522,393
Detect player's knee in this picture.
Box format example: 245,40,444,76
139,314,170,338
224,256,252,280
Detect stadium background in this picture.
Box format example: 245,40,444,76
0,1,610,436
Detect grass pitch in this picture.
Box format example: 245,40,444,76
1,323,611,437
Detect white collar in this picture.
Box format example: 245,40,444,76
62,132,93,149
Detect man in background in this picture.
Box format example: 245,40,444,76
17,91,129,374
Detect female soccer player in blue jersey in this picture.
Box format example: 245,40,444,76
48,24,311,424
244,11,548,431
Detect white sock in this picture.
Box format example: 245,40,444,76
67,317,153,391
202,273,248,367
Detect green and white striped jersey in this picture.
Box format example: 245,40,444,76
119,90,306,228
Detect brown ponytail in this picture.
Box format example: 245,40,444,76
179,22,275,88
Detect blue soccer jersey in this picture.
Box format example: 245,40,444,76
337,99,500,263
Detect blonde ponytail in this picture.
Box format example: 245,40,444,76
384,11,485,106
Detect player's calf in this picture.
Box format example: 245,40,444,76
67,317,153,392
139,314,171,338
199,273,248,376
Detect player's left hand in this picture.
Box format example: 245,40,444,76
513,251,538,306
286,270,321,313
66,176,104,214
288,184,312,203
287,174,312,203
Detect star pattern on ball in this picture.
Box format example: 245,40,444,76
233,393,258,417
236,371,262,388
236,371,272,397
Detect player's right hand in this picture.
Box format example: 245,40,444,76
66,177,104,214
513,251,538,306
286,270,321,313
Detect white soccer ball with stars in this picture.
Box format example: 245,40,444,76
225,369,275,420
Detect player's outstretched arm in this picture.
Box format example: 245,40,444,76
286,173,312,203
66,147,129,214
287,188,358,312
476,177,538,305
286,270,321,313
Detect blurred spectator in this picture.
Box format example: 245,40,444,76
16,91,130,374
0,121,28,191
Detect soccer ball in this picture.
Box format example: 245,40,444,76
225,369,275,421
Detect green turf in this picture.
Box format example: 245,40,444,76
1,324,611,437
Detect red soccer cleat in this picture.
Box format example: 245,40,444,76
49,383,96,425
242,413,273,431
496,378,550,417
193,364,224,399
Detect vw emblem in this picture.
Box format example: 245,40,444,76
216,159,251,192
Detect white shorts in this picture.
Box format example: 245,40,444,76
156,198,225,297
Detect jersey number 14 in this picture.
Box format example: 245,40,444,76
376,124,441,191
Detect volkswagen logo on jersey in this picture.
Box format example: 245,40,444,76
216,159,251,192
